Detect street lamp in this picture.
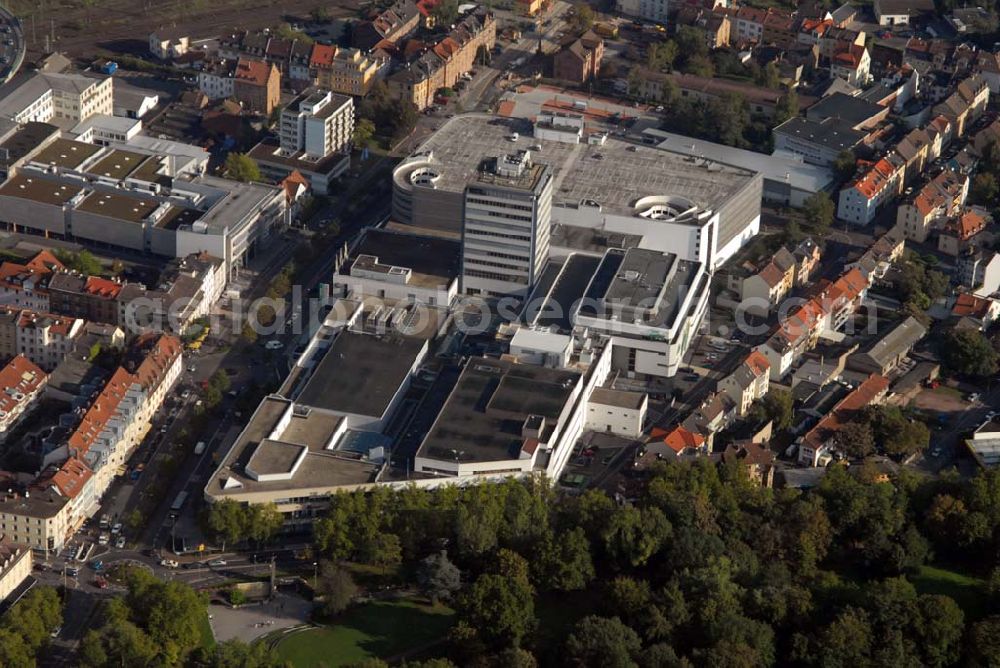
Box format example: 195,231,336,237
312,561,318,591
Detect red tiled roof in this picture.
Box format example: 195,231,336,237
953,210,986,239
310,43,336,68
235,58,273,86
801,374,889,452
0,355,45,416
953,292,993,318
651,425,705,453
84,276,122,299
46,458,92,499
744,350,771,377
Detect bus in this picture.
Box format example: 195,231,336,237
170,491,189,513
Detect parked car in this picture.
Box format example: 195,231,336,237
111,523,122,535
98,533,110,545
209,559,227,567
160,559,179,568
115,536,126,549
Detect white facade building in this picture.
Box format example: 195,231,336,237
461,150,553,298
279,90,354,160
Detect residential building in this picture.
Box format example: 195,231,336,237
148,28,190,60
233,58,280,116
797,374,890,466
0,72,113,125
311,45,384,97
718,350,771,417
837,156,904,225
831,44,870,86
646,425,707,460
461,150,553,298
0,490,73,555
932,75,990,138
250,89,354,195
958,249,1000,297
615,0,670,24
846,225,905,282
0,249,63,312
66,334,182,498
939,210,988,256
727,246,797,316
0,308,85,371
197,59,236,100
896,168,969,242
0,355,47,441
353,0,421,50
553,31,604,84
731,6,767,44
386,10,496,111
847,316,927,375
721,441,776,487
0,539,32,602
874,0,936,26
952,292,1000,330
585,388,648,438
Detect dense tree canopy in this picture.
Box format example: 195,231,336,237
299,461,1000,665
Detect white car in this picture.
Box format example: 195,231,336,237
115,536,126,549
111,523,122,535
98,533,110,545
264,340,284,350
160,559,179,568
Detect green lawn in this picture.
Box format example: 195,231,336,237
910,565,989,620
273,600,454,668
198,610,216,650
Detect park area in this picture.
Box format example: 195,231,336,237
270,599,455,667
911,565,990,620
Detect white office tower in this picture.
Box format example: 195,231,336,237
461,150,553,298
278,89,354,160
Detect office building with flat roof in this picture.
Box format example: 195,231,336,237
462,150,553,297
393,114,763,272
0,138,284,276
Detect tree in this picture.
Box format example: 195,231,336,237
228,588,247,606
703,93,747,147
564,616,642,668
240,322,258,344
865,405,930,457
353,117,376,148
941,328,999,378
675,25,708,61
683,54,714,78
972,172,999,205
0,629,32,668
835,419,875,459
833,150,857,182
431,0,459,25
310,6,331,22
365,532,402,573
80,622,158,668
417,551,461,604
749,390,793,431
773,90,798,125
205,498,247,550
646,41,677,72
572,1,595,32
758,61,781,89
224,153,261,182
915,594,964,668
601,505,671,567
458,573,535,646
535,527,594,591
802,191,834,232
316,562,358,617
967,616,1000,667
193,639,289,668
246,503,283,546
